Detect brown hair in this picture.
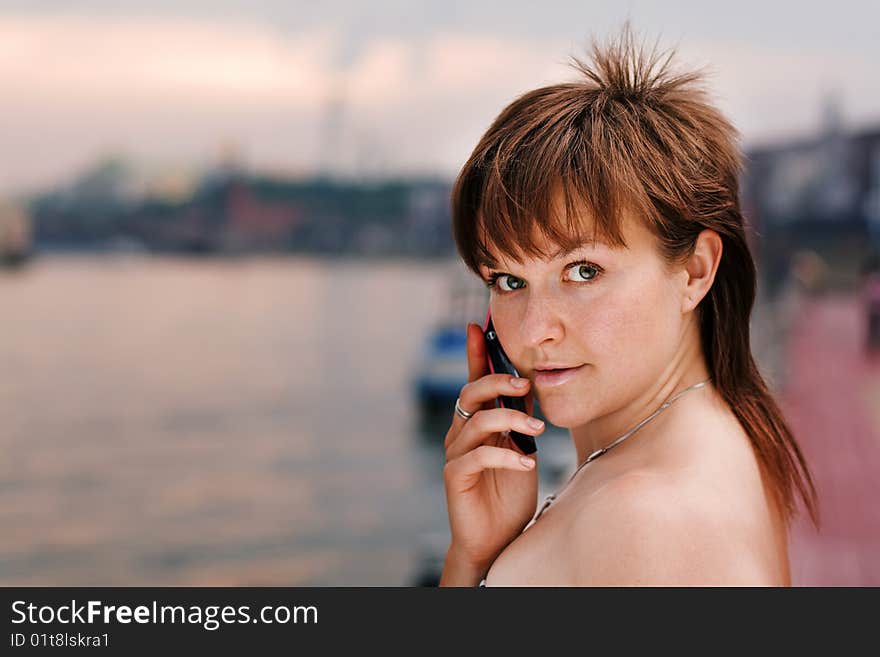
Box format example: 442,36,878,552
451,23,820,529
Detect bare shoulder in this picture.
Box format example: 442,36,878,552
565,469,777,586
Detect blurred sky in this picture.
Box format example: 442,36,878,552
2,0,879,194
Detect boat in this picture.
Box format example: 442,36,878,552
411,259,488,420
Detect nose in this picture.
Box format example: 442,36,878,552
519,290,564,348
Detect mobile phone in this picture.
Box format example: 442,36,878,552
482,310,538,455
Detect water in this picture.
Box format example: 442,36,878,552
0,253,473,585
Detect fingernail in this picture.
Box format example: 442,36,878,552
527,417,544,430
510,377,528,388
520,457,535,468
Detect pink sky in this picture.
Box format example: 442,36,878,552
2,9,878,195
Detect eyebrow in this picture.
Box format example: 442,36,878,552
480,241,608,269
548,241,608,258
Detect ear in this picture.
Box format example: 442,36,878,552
681,229,722,313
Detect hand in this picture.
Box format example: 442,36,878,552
442,322,543,575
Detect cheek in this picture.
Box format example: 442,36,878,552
580,280,679,365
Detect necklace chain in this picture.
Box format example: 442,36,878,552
527,378,713,527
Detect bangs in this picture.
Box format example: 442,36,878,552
451,22,743,278
451,85,655,274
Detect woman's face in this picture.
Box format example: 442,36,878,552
479,211,691,429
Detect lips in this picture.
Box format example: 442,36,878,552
533,364,585,387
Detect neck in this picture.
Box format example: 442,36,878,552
568,323,712,466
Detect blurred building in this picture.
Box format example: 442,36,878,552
0,201,32,265
28,157,455,258
742,101,880,293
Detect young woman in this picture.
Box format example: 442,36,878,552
439,25,820,586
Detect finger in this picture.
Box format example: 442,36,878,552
466,322,488,383
445,445,536,485
465,321,535,416
446,407,545,461
444,374,532,449
459,373,531,417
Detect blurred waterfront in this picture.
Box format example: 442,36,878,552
0,254,468,585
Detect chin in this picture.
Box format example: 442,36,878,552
535,393,591,429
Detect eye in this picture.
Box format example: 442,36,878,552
485,260,602,294
565,262,602,282
486,273,526,292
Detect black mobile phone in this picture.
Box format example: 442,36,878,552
482,311,538,455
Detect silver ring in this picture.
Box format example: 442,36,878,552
455,397,475,420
